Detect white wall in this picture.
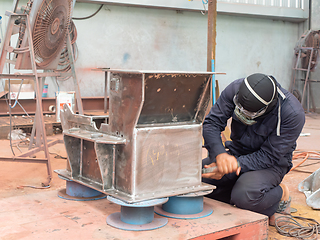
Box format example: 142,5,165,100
0,0,308,100
67,2,303,96
63,4,208,97
216,14,299,91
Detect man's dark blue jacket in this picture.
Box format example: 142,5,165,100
203,78,305,176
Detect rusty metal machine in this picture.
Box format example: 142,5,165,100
290,30,320,112
55,70,214,204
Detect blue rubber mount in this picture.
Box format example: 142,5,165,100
58,180,107,201
66,180,102,197
107,196,168,231
120,205,154,225
107,212,168,231
154,195,213,219
162,195,203,214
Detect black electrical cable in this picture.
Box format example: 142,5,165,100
72,4,103,20
275,215,319,239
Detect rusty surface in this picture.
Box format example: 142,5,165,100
0,190,267,239
0,115,60,139
0,96,106,116
207,0,217,72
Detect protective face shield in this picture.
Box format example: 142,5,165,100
234,74,278,125
233,95,268,125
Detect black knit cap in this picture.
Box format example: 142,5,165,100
238,73,277,112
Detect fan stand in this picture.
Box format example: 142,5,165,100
0,12,83,186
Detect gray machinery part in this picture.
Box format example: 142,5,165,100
55,70,215,203
298,167,320,209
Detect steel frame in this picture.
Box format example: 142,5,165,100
0,11,82,186
291,46,318,112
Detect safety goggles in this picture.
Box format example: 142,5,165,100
233,94,268,120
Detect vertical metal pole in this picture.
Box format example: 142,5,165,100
309,78,316,112
289,49,301,93
12,0,20,13
104,71,110,114
207,0,217,105
28,72,47,150
307,80,310,112
25,15,52,185
0,16,15,73
66,33,83,115
301,48,313,112
0,15,15,153
79,139,83,177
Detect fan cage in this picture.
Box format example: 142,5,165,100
32,0,72,68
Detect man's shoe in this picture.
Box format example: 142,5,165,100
269,183,291,226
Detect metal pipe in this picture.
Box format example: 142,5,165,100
207,0,217,106
207,0,217,73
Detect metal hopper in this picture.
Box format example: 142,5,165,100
55,70,215,203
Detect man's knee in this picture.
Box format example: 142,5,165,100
230,178,263,209
230,183,250,208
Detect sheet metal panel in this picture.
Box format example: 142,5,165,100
133,125,202,197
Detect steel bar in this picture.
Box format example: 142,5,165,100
301,48,313,112
0,72,61,79
24,14,52,185
18,139,63,158
66,33,83,115
0,157,49,163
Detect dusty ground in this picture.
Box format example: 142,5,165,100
0,134,67,198
268,113,320,239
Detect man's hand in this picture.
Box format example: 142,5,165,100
216,153,241,175
202,162,224,180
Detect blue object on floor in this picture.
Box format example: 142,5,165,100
107,196,168,231
57,177,106,201
154,191,213,219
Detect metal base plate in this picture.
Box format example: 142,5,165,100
58,188,107,201
107,195,168,207
55,169,215,203
107,212,168,231
154,203,213,219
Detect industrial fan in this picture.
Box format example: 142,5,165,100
0,0,79,186
54,19,78,80
15,0,73,70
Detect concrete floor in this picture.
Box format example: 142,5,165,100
0,113,319,239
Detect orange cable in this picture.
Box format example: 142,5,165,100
290,152,309,172
290,151,320,172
